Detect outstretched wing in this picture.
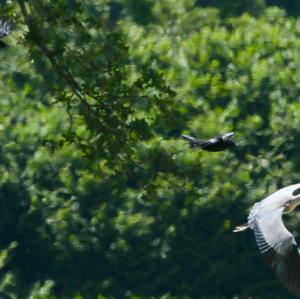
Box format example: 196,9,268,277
221,132,235,140
249,204,300,294
0,18,12,39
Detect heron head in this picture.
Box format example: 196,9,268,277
283,185,300,213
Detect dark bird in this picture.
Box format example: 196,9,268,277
0,18,12,48
181,132,235,152
234,183,300,295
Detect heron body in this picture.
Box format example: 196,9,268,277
234,183,300,295
181,132,235,152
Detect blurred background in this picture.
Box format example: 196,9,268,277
0,0,300,298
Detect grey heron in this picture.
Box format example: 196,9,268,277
234,183,300,295
181,132,235,152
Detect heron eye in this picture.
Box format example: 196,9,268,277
292,188,300,196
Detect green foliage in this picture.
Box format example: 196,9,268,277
0,1,299,299
115,0,300,23
196,0,266,17
17,0,175,162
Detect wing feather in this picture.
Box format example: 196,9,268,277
249,205,300,294
0,19,12,39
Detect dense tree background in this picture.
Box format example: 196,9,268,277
0,0,300,298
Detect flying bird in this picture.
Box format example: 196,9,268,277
181,132,235,152
234,183,300,295
0,18,12,48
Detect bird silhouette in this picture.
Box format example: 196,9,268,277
181,132,236,152
234,184,300,295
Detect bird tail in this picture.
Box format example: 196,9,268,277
233,223,249,232
181,134,202,148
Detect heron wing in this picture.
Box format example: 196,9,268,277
0,19,12,39
249,205,300,294
221,132,235,140
207,136,221,143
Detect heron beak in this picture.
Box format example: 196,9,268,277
287,194,300,213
